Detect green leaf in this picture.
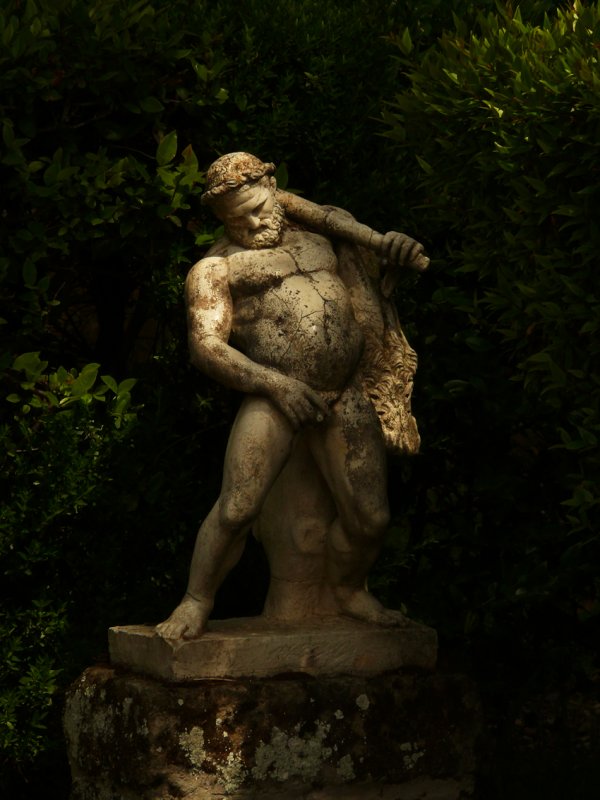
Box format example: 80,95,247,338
70,363,100,396
274,162,288,190
156,131,178,166
140,96,164,113
117,378,137,394
12,352,47,378
400,27,413,56
416,155,434,175
101,374,118,393
181,143,198,169
464,336,492,352
553,204,579,217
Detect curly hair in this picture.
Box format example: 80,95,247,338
201,152,275,206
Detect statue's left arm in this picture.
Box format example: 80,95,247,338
277,190,429,294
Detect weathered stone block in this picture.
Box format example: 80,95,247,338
64,664,480,799
108,618,438,681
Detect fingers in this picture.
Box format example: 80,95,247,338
306,386,330,418
278,382,329,429
381,231,427,270
294,389,329,427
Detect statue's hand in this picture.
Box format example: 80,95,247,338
380,231,429,272
378,231,429,297
268,375,329,430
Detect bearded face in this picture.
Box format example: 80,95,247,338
216,179,285,249
237,199,285,248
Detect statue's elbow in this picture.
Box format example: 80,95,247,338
188,334,226,375
188,344,210,372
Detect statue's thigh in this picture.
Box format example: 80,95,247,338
221,396,295,502
308,387,388,517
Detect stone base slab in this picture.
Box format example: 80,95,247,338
108,617,438,681
64,665,480,800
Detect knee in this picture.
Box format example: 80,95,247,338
365,505,391,539
348,503,390,541
218,492,259,532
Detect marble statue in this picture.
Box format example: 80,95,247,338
156,152,428,640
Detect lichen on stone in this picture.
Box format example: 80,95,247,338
400,742,425,770
337,754,355,781
251,721,333,782
179,726,207,771
179,725,247,792
221,751,247,793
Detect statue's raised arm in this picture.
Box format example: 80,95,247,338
278,190,429,280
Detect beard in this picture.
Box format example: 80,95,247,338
228,200,285,249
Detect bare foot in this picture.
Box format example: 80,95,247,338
335,588,409,627
155,593,212,640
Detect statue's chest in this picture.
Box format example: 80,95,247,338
227,232,337,298
282,230,337,276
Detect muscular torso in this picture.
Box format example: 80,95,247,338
212,228,364,391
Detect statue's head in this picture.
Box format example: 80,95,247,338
201,152,284,249
201,152,275,204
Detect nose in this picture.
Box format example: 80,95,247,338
247,214,262,230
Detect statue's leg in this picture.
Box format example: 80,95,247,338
256,436,339,621
156,396,295,639
307,385,406,626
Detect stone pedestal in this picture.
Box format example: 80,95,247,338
64,620,480,800
108,617,438,680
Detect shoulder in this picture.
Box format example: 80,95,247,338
185,254,230,301
187,254,227,279
204,234,239,258
282,227,334,255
